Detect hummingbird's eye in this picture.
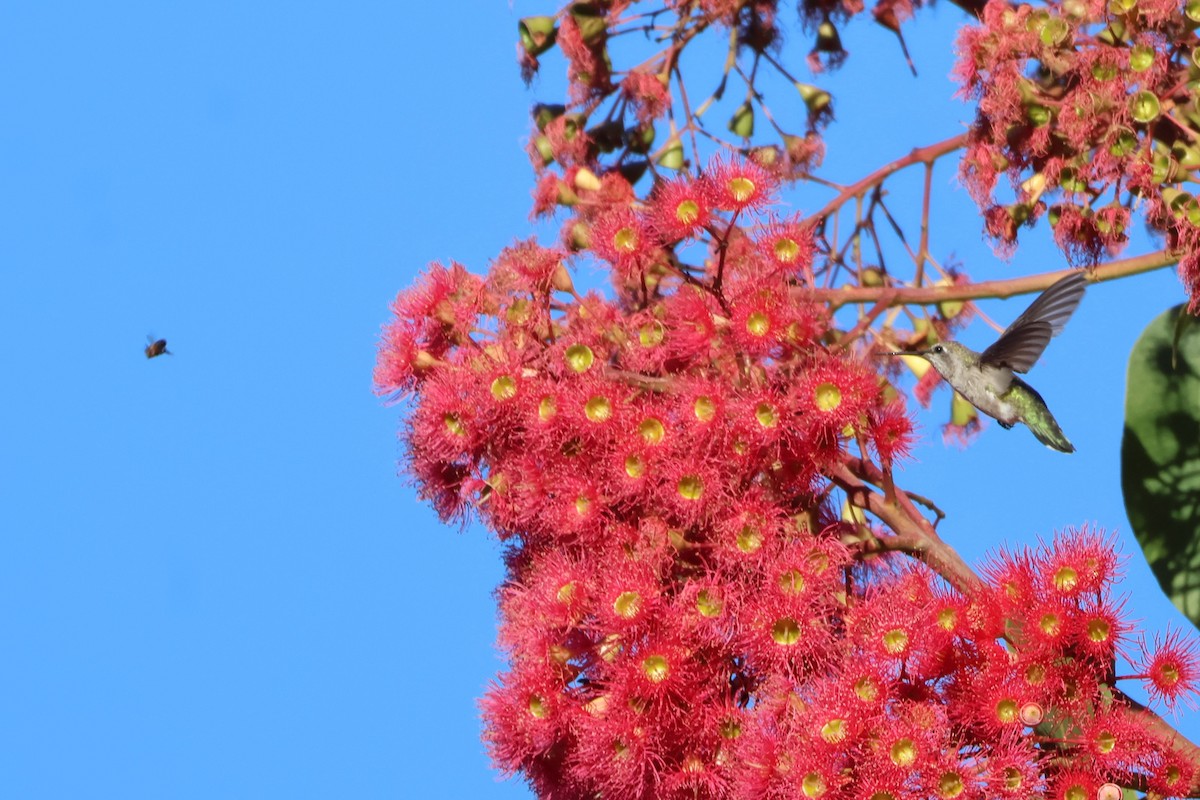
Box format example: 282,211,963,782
932,345,944,354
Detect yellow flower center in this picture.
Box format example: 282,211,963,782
746,311,770,336
677,475,703,500
614,591,642,618
638,321,664,347
890,738,915,766
696,589,722,617
778,569,805,594
815,382,842,412
565,343,594,372
774,237,800,263
642,655,670,682
1053,565,1078,591
883,629,909,654
771,617,801,645
490,375,517,401
938,771,964,799
675,199,700,224
729,176,755,203
585,396,612,422
639,417,665,444
613,226,639,253
624,454,644,478
737,525,763,553
755,402,778,427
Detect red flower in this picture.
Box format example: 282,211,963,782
755,215,816,282
706,154,778,213
868,403,916,465
621,70,671,123
648,177,713,242
1137,628,1200,711
793,357,880,440
590,207,659,280
1035,525,1122,598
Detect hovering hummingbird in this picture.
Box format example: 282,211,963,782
145,335,171,359
887,271,1088,453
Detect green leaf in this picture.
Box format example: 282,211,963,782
1121,305,1200,628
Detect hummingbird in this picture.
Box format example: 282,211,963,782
887,271,1088,453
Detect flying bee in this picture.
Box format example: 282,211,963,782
145,336,172,359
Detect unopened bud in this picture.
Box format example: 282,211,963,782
533,135,554,166
626,123,655,154
414,350,438,371
551,263,574,293
555,180,579,207
433,302,456,326
570,6,607,43
567,221,591,251
861,267,885,287
899,353,930,378
729,102,754,138
815,20,842,53
795,82,833,116
935,278,965,319
950,392,977,427
533,103,566,131
657,140,685,171
1130,90,1160,123
1020,172,1047,203
574,167,602,192
518,17,557,57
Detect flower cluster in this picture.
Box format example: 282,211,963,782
377,163,908,791
377,157,1199,796
479,515,1200,800
377,158,900,530
380,0,1200,794
955,0,1200,307
518,0,913,200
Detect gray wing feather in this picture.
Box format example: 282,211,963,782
979,322,1053,372
980,272,1087,372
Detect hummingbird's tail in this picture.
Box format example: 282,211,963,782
1026,417,1075,453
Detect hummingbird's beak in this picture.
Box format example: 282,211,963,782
878,350,922,357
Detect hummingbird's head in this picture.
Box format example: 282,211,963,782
881,341,969,374
919,341,969,372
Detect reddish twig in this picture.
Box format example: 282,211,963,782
805,134,970,228
806,248,1177,309
830,458,984,595
830,289,897,352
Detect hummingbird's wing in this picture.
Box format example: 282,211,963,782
979,271,1087,372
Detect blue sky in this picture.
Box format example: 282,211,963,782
0,3,1194,798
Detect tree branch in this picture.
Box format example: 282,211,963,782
805,134,969,229
807,248,1178,309
830,457,984,595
